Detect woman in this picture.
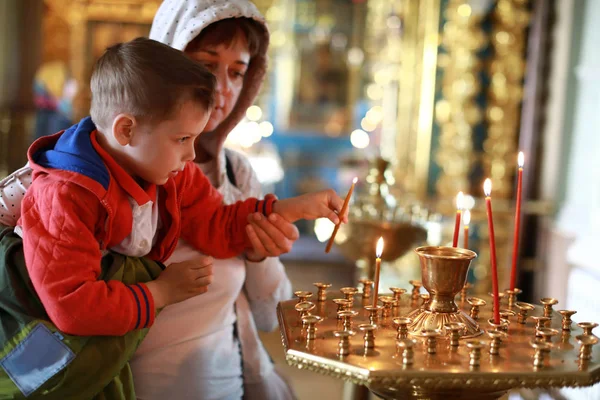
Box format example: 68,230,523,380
130,1,297,399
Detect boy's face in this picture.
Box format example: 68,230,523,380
122,100,210,185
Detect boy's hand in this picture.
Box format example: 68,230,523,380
146,256,213,309
272,189,349,224
245,212,300,260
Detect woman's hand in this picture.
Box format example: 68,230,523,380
245,212,300,260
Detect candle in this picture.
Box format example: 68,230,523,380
325,177,358,253
484,178,500,324
463,209,471,249
372,237,384,307
452,192,464,247
510,152,524,290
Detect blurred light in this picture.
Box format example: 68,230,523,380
314,218,335,242
374,68,391,85
259,121,274,137
361,117,378,132
386,15,401,30
331,33,348,50
366,83,383,100
457,4,472,17
266,6,284,21
246,121,261,144
463,194,476,210
366,106,384,124
246,105,263,121
271,31,286,47
347,47,364,66
350,129,370,149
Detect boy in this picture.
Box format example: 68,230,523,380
19,37,346,337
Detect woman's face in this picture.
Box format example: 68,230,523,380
186,37,250,132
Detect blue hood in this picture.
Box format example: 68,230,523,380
32,117,110,190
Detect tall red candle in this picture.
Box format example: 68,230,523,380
372,237,384,307
484,179,500,324
510,152,524,291
452,192,464,247
463,209,471,249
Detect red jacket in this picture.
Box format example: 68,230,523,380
20,117,276,336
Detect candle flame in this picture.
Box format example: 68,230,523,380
518,152,524,168
376,237,384,258
484,179,492,197
463,209,471,225
352,177,358,184
456,191,464,210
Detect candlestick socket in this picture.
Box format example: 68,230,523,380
558,310,577,331
466,340,484,367
312,283,332,302
294,291,313,303
576,334,599,360
409,280,422,300
358,279,373,299
530,340,552,369
394,317,413,340
540,298,559,318
578,322,599,336
467,297,486,320
390,287,406,303
515,302,535,324
333,299,352,317
396,338,417,365
333,330,355,356
487,330,507,355
359,324,377,349
421,329,442,354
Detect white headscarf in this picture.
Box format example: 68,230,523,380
150,0,269,159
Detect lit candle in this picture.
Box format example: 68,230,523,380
325,177,358,253
452,192,464,247
510,152,524,291
484,179,500,324
372,237,384,307
463,209,471,249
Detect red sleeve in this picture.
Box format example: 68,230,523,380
21,178,155,336
177,162,276,259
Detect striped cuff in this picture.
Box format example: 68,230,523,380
126,283,155,330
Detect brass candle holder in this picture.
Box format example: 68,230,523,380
278,247,600,400
407,246,481,338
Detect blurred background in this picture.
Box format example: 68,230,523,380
1,0,599,398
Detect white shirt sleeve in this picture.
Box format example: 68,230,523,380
0,163,33,228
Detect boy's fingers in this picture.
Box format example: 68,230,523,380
194,275,213,286
246,225,268,259
190,257,213,269
193,264,213,277
324,206,340,225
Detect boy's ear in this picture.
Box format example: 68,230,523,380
112,114,136,146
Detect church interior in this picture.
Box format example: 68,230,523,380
0,0,599,399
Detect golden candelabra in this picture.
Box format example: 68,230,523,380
278,246,599,400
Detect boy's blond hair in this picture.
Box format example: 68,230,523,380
90,37,215,131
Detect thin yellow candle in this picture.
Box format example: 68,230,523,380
325,177,358,253
372,237,384,307
463,209,471,249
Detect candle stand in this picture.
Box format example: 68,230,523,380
277,246,600,400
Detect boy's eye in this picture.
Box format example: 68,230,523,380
178,137,190,143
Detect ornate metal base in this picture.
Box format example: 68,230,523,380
369,386,507,400
407,307,483,338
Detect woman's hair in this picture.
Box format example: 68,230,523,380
185,17,263,57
